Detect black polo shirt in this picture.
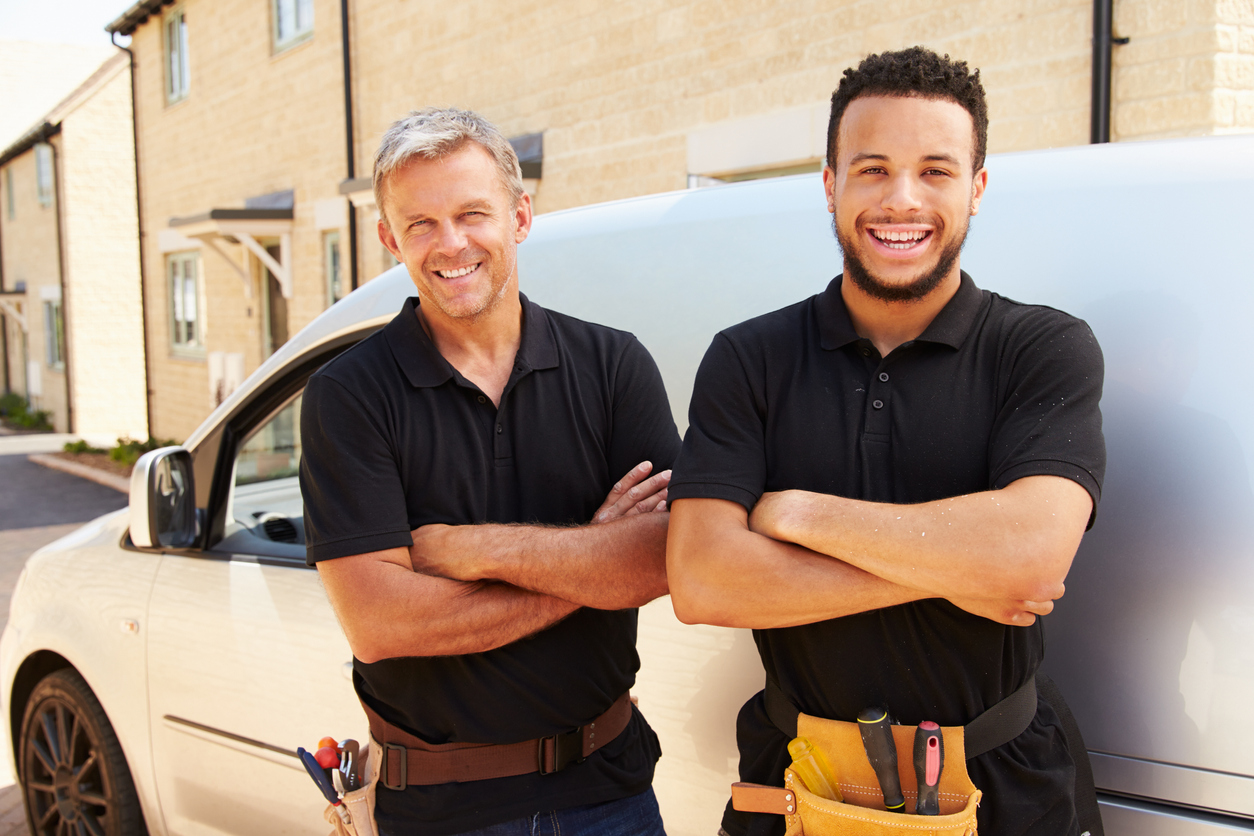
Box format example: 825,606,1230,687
300,295,681,835
668,273,1105,836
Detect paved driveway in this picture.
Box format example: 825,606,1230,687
0,431,128,835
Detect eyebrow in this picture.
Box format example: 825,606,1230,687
847,152,963,166
400,199,495,223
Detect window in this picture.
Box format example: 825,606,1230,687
235,394,302,487
324,231,343,305
43,300,64,370
35,144,53,207
168,252,203,352
164,6,189,103
218,392,307,557
273,0,313,50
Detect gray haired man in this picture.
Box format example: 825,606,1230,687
300,108,679,835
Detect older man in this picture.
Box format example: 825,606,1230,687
301,108,677,835
667,48,1105,836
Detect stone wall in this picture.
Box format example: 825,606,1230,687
59,61,149,442
125,0,1254,438
0,142,68,431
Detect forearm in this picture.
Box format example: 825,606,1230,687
318,549,579,662
755,476,1090,602
413,513,669,610
667,498,926,628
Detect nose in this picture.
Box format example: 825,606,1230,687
881,172,923,215
433,219,468,255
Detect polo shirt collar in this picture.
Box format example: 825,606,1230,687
384,293,559,389
816,271,983,351
915,271,983,349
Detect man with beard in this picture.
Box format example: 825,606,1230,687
302,108,678,834
666,48,1105,836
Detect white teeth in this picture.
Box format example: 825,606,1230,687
872,229,927,248
437,264,478,278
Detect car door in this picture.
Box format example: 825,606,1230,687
146,385,363,836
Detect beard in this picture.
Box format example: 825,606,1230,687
418,246,515,322
834,214,970,303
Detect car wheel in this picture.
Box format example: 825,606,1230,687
19,668,145,836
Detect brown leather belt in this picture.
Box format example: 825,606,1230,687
363,692,634,789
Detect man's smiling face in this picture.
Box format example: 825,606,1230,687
378,142,531,324
825,95,987,303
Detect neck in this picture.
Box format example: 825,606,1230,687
841,268,962,357
417,286,523,406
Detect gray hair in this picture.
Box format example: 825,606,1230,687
372,107,524,216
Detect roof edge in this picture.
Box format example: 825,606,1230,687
106,0,175,36
0,122,61,169
170,208,296,226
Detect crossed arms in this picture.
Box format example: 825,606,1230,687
318,462,671,663
667,474,1093,630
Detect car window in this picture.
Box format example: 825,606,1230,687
214,392,307,560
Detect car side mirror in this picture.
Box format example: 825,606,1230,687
129,447,198,549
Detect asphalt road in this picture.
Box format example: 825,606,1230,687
0,432,128,834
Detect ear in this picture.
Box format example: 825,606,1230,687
513,191,534,244
378,214,402,260
822,165,837,213
969,167,988,216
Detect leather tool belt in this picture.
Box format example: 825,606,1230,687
727,676,1042,835
362,692,634,790
764,674,1038,760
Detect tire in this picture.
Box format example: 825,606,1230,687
19,668,146,836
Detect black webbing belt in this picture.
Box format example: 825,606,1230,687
763,674,1037,759
762,672,1104,835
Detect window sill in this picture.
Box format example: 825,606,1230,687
272,32,313,57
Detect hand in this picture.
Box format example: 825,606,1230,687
947,593,1059,627
592,461,670,524
408,524,467,579
748,491,796,540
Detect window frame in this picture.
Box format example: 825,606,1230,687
4,167,14,219
168,251,204,356
323,230,343,306
271,0,314,53
34,144,53,208
163,5,190,104
43,299,65,371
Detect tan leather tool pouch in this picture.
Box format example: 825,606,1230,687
732,712,981,836
323,736,381,836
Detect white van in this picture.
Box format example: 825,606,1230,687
3,133,1252,836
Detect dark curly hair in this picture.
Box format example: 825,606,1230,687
826,46,989,172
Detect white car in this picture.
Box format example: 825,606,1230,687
3,133,1253,836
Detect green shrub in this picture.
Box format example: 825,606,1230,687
0,392,25,417
3,398,52,431
63,439,107,454
109,436,179,467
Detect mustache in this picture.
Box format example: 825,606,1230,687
859,215,938,227
424,250,490,272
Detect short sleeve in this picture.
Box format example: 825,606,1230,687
989,314,1106,526
300,372,414,564
607,337,682,480
668,332,767,510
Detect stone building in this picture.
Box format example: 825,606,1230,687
0,49,148,440
105,0,1254,441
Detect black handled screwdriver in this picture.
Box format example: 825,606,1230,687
857,707,906,813
913,721,944,815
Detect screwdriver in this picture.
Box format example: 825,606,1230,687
787,736,843,802
857,707,905,813
913,721,944,815
297,746,340,806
